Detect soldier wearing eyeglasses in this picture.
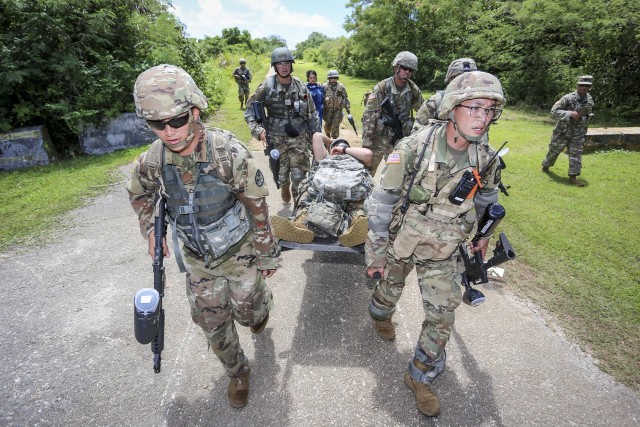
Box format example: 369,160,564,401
364,71,506,417
127,64,281,409
541,75,594,186
361,51,423,175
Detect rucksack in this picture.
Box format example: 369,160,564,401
307,155,373,205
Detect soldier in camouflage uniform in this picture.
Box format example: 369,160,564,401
542,75,594,186
270,132,372,247
127,64,281,409
412,58,477,133
364,71,506,417
322,70,351,138
245,47,320,204
232,58,252,110
361,51,423,175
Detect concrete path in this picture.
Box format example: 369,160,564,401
1,154,638,427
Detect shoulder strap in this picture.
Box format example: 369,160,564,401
146,139,165,176
206,129,233,184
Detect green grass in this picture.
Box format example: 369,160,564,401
1,62,638,392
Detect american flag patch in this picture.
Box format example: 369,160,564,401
386,153,401,164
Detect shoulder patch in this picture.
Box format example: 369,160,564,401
386,153,401,164
255,169,265,187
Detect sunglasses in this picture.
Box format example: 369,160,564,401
146,113,190,131
398,65,415,72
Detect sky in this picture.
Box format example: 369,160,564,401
169,0,352,49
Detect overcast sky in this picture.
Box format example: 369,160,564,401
170,0,352,48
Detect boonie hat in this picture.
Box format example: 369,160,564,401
577,75,593,85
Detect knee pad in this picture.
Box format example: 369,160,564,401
290,168,305,188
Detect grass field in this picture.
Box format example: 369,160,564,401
1,62,638,393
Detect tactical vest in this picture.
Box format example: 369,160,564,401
263,75,313,137
376,78,420,136
147,130,249,269
408,125,493,223
324,83,345,110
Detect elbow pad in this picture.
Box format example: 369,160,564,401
365,188,401,237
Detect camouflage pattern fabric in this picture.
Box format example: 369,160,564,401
183,233,272,377
542,91,594,176
412,91,443,133
361,77,423,174
365,123,501,361
322,82,351,138
244,75,319,187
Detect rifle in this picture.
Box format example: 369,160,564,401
459,202,516,306
347,113,358,135
133,196,166,373
380,97,404,145
252,101,280,189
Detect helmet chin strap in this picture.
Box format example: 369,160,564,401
449,111,487,143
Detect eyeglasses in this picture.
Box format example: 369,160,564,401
398,65,414,73
456,104,502,120
146,112,190,131
577,84,591,88
328,77,338,80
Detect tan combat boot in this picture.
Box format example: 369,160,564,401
281,184,291,203
339,216,369,247
228,370,250,408
568,175,584,186
404,359,441,417
373,317,396,341
270,215,314,243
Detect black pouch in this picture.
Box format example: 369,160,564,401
284,122,300,137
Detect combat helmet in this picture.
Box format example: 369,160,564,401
327,70,339,79
438,71,506,121
271,47,295,65
239,58,246,64
134,64,208,120
445,58,478,84
392,51,418,71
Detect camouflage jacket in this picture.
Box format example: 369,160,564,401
244,75,320,139
322,82,351,112
412,90,444,133
126,126,281,270
551,91,594,137
233,67,252,89
365,123,501,267
361,77,423,146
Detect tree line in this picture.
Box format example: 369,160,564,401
2,0,638,157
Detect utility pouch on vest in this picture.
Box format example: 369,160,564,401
408,184,431,204
306,201,345,237
449,169,481,205
284,122,300,137
202,200,250,259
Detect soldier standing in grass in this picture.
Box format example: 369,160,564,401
245,47,319,204
361,51,423,175
127,64,280,409
541,75,594,186
322,70,351,138
232,58,252,110
364,71,506,417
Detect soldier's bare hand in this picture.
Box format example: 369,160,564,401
262,269,277,278
147,229,170,259
470,238,489,259
259,130,267,147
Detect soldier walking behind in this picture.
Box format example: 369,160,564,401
322,70,351,138
127,64,281,409
233,58,252,110
244,47,320,204
541,75,594,186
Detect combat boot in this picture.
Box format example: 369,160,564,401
281,184,291,203
541,166,549,173
228,370,250,408
373,317,396,341
250,313,269,334
339,216,368,247
270,215,314,243
568,175,584,187
404,359,441,417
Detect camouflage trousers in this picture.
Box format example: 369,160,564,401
542,130,585,176
183,234,272,377
272,133,312,188
370,234,463,361
323,110,343,138
237,84,250,103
